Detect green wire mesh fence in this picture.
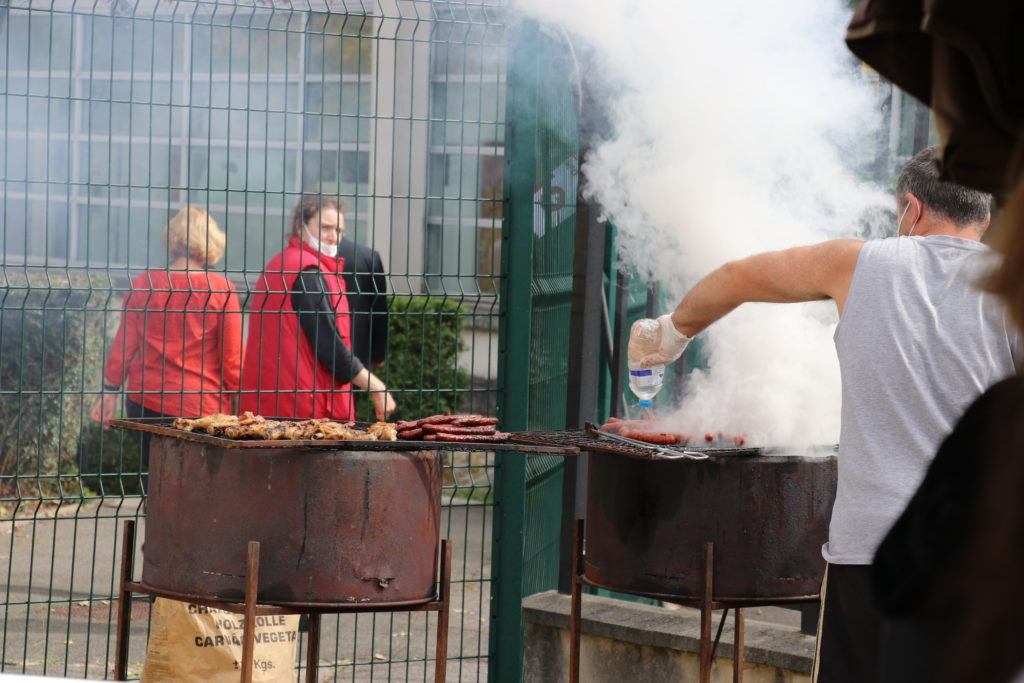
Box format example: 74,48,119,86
0,0,945,678
0,0,516,679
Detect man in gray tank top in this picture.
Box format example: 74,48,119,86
631,146,1019,683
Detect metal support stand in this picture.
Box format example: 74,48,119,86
114,520,452,683
570,519,745,683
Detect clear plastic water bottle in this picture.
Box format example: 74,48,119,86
627,318,665,408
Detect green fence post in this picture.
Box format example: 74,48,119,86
488,17,539,683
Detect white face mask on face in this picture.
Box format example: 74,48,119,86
302,224,338,258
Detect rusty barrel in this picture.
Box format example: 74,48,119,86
143,437,442,607
584,449,837,603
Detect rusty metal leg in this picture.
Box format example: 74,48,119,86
569,519,584,683
240,541,260,683
733,608,745,683
433,539,452,683
304,613,321,683
114,520,136,681
700,542,714,683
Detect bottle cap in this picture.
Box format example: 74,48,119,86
638,399,652,407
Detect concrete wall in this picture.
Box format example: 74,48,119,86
523,591,816,683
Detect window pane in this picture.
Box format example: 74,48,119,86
340,150,369,184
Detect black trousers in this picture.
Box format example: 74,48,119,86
125,399,171,493
813,563,881,683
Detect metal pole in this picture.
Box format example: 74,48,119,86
734,608,745,683
434,539,453,683
114,520,136,681
569,518,585,683
240,542,260,683
700,542,714,683
488,17,539,683
558,43,610,592
558,170,605,592
304,614,321,683
646,281,661,318
610,265,630,417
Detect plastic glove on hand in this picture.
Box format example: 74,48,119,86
641,314,691,368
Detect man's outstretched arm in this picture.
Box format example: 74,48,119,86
670,239,865,338
636,239,865,368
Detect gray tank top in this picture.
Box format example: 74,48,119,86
826,235,1019,564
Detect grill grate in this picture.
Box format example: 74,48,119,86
511,428,767,460
109,418,578,455
110,419,776,458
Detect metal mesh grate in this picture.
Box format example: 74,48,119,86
110,418,578,454
512,429,770,459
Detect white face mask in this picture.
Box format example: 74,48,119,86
302,224,337,258
897,201,918,237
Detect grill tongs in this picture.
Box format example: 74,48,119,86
585,423,709,460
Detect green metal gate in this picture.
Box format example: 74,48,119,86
489,19,579,683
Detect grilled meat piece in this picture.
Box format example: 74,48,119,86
171,417,198,432
280,419,322,440
368,421,398,441
170,412,402,442
317,421,376,441
195,413,245,435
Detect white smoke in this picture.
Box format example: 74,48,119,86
515,0,892,446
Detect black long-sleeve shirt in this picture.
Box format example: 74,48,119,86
290,267,365,385
336,238,388,366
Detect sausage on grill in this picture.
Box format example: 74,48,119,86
422,424,497,435
452,417,499,427
417,414,459,426
435,432,510,442
619,430,680,445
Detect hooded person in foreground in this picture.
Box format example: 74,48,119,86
870,183,1024,683
629,146,1019,683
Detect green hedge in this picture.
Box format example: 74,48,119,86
77,420,145,497
0,272,111,498
353,296,469,422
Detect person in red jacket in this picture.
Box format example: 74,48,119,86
92,206,243,462
239,196,395,421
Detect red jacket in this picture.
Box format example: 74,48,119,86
103,270,243,416
240,237,355,420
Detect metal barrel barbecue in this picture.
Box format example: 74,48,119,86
143,436,443,606
584,447,837,603
112,418,576,609
517,428,838,604
511,427,839,683
110,417,574,683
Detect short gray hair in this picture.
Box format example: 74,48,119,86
896,146,992,226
